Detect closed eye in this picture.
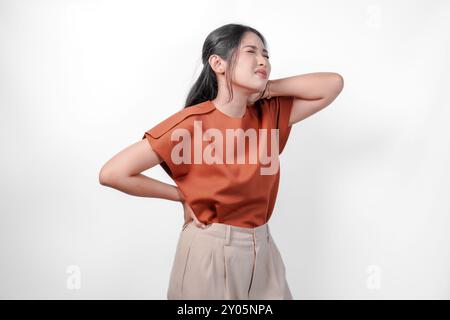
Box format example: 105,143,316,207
247,50,270,59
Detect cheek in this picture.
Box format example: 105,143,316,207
237,55,254,70
232,64,254,81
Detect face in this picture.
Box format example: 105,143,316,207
231,32,271,94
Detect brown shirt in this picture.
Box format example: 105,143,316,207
142,96,294,228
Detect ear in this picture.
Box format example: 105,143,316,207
208,54,226,74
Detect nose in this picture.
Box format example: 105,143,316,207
258,56,269,68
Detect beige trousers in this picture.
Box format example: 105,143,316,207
167,220,293,300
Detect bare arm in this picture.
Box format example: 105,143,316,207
98,139,185,203
268,72,344,125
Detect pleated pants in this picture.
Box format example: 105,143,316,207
166,220,293,300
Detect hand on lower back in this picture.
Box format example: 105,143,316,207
182,201,207,229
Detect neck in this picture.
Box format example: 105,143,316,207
211,94,249,118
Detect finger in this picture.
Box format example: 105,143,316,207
189,207,206,229
193,218,206,229
195,221,206,228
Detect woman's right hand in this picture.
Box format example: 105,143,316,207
182,200,207,229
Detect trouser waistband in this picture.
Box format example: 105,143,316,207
186,221,271,246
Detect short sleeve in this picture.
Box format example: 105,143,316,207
264,95,294,154
142,120,191,180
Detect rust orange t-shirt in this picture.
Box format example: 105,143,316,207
142,96,294,228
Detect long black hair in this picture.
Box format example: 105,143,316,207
184,23,268,119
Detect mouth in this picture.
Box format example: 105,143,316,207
255,71,267,79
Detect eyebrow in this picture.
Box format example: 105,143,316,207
242,45,269,54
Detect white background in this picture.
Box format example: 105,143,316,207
0,0,449,299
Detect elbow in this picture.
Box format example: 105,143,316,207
320,73,344,108
323,73,344,102
333,73,344,94
99,166,116,187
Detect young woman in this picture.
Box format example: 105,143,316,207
99,23,344,300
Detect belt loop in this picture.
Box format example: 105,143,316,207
224,225,231,246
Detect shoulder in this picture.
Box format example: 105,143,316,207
145,100,215,139
259,96,294,120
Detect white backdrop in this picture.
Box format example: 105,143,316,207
1,0,449,299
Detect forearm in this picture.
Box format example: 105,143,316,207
103,173,185,202
268,72,343,100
